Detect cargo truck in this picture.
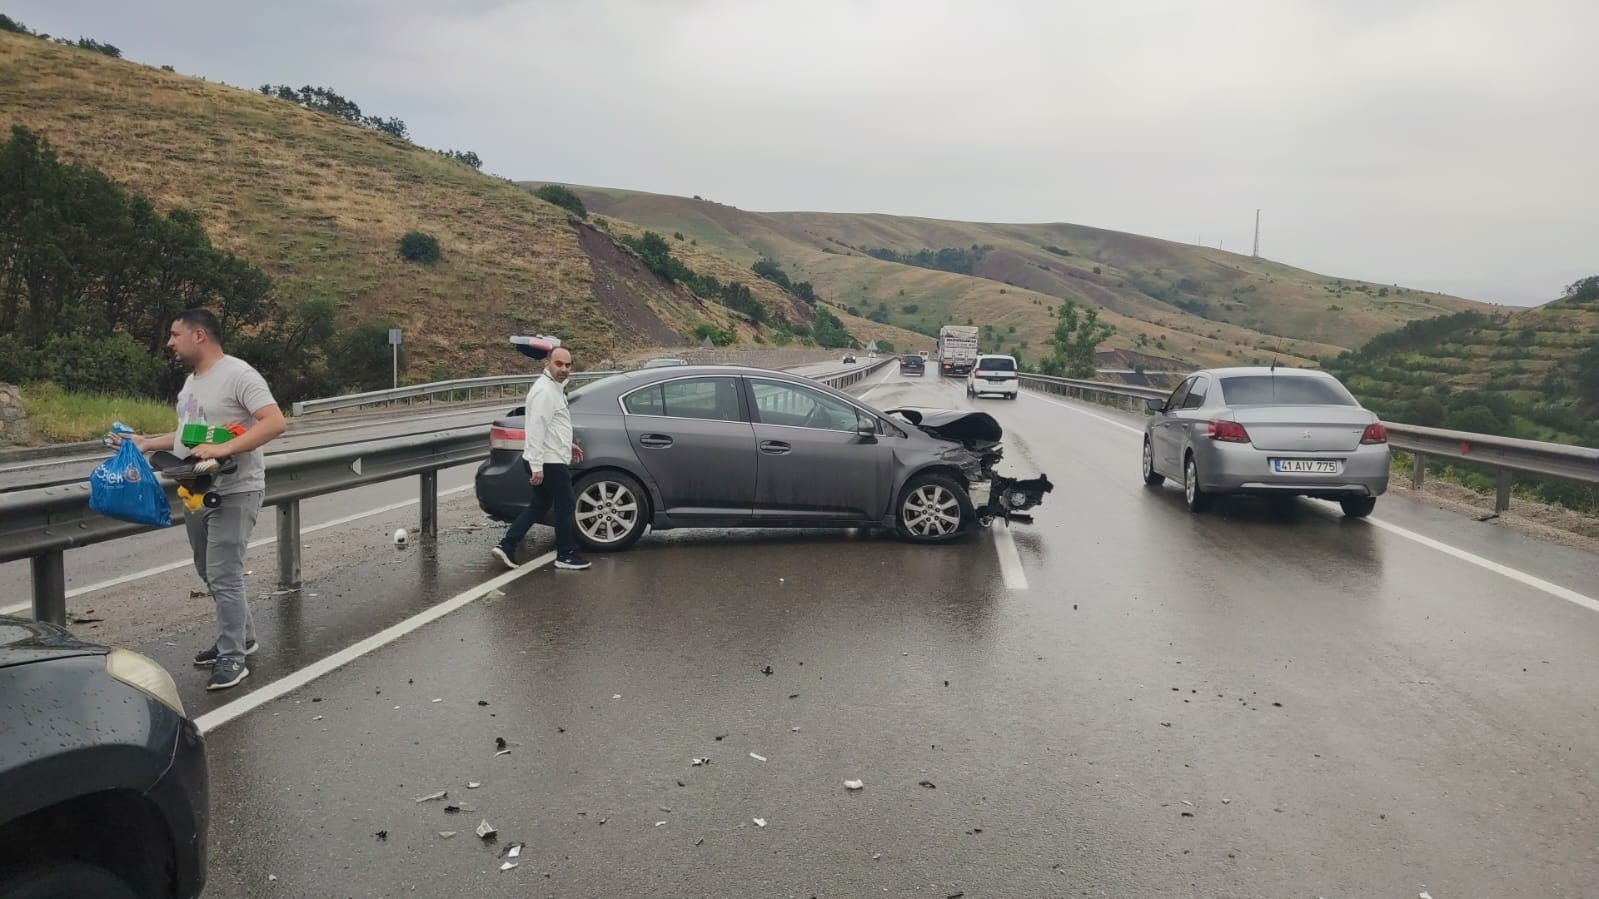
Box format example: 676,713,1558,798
937,325,980,377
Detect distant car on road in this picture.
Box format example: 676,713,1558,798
967,354,1019,399
841,353,857,364
1141,366,1389,517
475,366,1052,551
641,358,688,369
0,616,207,899
899,354,925,376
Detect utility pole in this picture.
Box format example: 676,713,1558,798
1252,209,1261,258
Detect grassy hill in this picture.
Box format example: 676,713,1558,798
539,185,1498,370
0,32,930,377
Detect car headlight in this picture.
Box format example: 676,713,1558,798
107,649,186,716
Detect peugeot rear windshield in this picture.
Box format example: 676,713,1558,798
1218,375,1357,406
976,357,1016,372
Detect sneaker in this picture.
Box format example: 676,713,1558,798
491,545,518,570
555,552,591,571
206,658,250,691
194,639,258,667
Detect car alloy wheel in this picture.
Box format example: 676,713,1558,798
1142,439,1164,486
1184,455,1212,513
898,473,971,543
573,472,648,551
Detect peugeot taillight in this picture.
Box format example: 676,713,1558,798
1361,423,1388,445
1206,420,1251,443
489,426,525,451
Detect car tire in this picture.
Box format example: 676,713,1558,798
0,862,140,899
1183,454,1213,513
1141,439,1164,486
1339,495,1376,518
896,473,972,543
572,471,650,552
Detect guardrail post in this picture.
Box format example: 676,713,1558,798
1411,453,1426,489
277,501,302,590
420,470,438,539
1495,468,1513,513
32,550,66,626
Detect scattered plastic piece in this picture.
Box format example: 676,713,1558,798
415,790,448,803
1420,893,1433,899
692,758,709,767
655,821,667,827
612,694,622,700
1181,800,1194,807
374,830,388,841
393,528,409,546
311,715,323,721
468,782,481,789
504,843,524,859
431,698,443,703
844,779,864,791
268,874,277,881
496,749,512,757
439,832,456,839
749,753,767,762
495,737,507,750
919,780,937,789
445,803,475,814
478,700,489,706
761,666,773,676
500,862,518,872
1221,798,1231,804
476,819,497,840
753,818,767,827
872,854,881,860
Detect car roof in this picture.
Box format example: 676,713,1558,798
1185,366,1337,380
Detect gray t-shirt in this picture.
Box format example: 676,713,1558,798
174,355,277,495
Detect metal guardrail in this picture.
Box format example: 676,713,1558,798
1019,373,1599,513
2,360,896,625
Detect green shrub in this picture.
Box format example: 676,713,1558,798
533,184,587,218
398,230,442,264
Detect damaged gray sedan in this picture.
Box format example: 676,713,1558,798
476,365,1052,551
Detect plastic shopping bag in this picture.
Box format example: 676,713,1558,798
88,422,171,528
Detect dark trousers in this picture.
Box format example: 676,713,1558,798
501,462,577,555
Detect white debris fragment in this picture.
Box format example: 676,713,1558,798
414,790,448,803
753,818,767,827
431,698,443,703
269,874,278,882
691,758,709,767
1420,893,1433,899
749,752,767,762
495,749,512,757
612,694,622,700
844,779,865,791
1181,800,1194,807
507,844,523,858
467,782,481,789
439,832,456,839
655,821,667,827
1221,798,1231,804
500,862,518,872
476,819,497,839
791,727,801,732
488,589,506,599
311,715,323,721
393,528,409,545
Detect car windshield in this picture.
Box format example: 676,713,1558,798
1218,375,1356,406
977,357,1016,372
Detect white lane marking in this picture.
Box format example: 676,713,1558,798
195,550,556,734
0,485,475,615
854,365,899,402
1020,387,1599,613
1022,387,1144,435
1365,516,1599,614
992,524,1028,590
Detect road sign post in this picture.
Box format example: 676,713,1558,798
389,328,402,389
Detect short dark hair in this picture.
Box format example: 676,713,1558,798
174,308,222,343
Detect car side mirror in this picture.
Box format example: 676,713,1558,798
1146,398,1167,413
856,417,878,441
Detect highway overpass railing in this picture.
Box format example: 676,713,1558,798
0,359,893,626
1019,373,1599,515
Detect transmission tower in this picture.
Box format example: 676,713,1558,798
1252,209,1261,258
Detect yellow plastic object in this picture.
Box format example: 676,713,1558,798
178,485,203,511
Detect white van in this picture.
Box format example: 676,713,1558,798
966,354,1019,399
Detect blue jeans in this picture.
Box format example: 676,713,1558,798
500,462,577,555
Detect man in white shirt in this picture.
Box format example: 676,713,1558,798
492,347,590,570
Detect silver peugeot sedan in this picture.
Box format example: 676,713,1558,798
476,365,1052,552
1140,366,1389,516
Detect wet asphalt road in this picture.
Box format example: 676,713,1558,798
27,367,1599,896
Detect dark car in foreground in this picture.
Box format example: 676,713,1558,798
0,617,207,899
898,354,925,376
476,366,1052,551
1141,366,1390,516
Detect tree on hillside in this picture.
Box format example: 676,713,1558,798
439,149,482,170
534,184,587,218
811,308,851,349
752,257,792,290
1565,275,1599,305
1043,301,1114,378
398,231,442,264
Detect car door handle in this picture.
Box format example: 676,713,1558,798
759,440,791,455
638,434,674,449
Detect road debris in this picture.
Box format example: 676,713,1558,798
311,715,323,721
749,752,767,762
68,612,104,624
919,780,937,789
612,694,622,699
692,758,710,767
762,665,773,676
478,700,490,706
503,843,524,859
438,832,456,839
415,790,448,803
1420,893,1433,899
444,803,475,814
655,821,667,827
495,737,507,750
374,830,388,841
495,749,512,757
500,862,518,872
844,779,865,791
753,818,767,828
431,698,443,703
476,819,497,840
467,782,481,789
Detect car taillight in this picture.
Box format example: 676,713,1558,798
1206,420,1251,443
1361,423,1388,445
490,426,525,450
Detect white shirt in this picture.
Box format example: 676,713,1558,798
522,370,573,466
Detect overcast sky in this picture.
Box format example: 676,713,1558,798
10,0,1596,305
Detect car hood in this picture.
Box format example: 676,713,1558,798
0,615,108,669
886,408,1003,447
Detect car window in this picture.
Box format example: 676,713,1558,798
624,377,741,421
977,357,1016,372
1219,375,1357,406
1180,376,1208,409
749,378,860,432
1165,378,1194,410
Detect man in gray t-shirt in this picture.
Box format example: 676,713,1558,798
125,308,286,691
